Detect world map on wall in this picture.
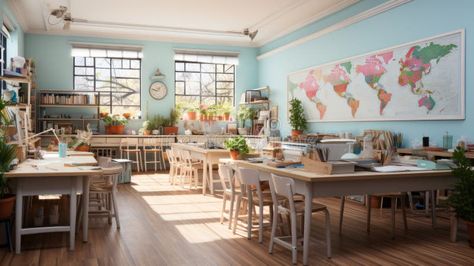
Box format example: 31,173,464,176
287,30,464,122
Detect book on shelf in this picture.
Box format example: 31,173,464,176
40,92,98,105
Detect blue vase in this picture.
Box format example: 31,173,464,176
58,142,67,158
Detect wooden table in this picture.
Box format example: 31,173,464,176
5,153,101,253
230,160,456,265
172,143,230,195
398,148,474,159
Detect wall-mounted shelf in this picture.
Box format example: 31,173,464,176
38,104,99,108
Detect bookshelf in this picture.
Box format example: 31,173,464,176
238,86,271,135
37,90,102,133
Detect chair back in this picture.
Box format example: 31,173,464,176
269,173,295,201
98,162,123,189
237,168,260,186
143,138,159,149
98,156,112,167
166,149,175,164
180,150,193,166
120,138,139,149
218,163,235,192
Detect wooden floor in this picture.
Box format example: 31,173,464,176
1,172,473,265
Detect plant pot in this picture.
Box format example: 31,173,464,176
143,130,151,135
466,220,474,248
105,125,125,134
229,150,240,160
223,113,231,121
238,128,248,135
187,111,197,120
163,126,178,135
0,194,15,220
75,144,90,152
291,130,303,137
200,114,207,121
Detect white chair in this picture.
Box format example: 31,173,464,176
166,149,179,185
143,138,164,172
87,162,123,229
339,193,408,239
232,168,273,243
120,138,142,172
268,173,331,264
178,150,202,189
218,164,241,229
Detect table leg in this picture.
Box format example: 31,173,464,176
15,183,23,254
69,178,77,250
431,190,437,228
303,182,313,266
209,162,214,195
82,176,90,242
202,157,208,195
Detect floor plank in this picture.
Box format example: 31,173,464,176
1,172,473,265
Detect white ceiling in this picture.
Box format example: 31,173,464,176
9,0,358,47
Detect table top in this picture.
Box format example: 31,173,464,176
232,160,453,183
398,148,474,159
5,153,100,178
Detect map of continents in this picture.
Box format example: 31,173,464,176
398,42,457,111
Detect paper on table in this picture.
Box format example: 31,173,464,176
372,165,427,172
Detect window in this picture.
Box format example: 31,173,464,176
73,47,142,115
174,51,237,109
0,27,7,92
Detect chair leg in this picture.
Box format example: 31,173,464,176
367,195,372,233
233,195,242,235
391,196,396,239
324,209,332,258
290,208,298,265
112,190,120,229
229,194,235,230
144,151,148,172
407,192,414,211
401,194,408,231
154,152,157,172
339,196,345,234
268,203,278,254
247,191,253,240
220,195,227,224
258,201,264,244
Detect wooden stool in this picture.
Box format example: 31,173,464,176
120,138,142,172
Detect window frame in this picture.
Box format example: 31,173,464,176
72,56,142,114
174,60,235,107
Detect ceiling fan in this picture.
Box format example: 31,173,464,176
49,6,87,30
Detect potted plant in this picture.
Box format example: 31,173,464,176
145,115,165,135
224,136,250,160
103,114,128,134
186,106,198,120
289,98,308,136
163,109,179,135
199,105,208,121
221,102,233,121
0,137,17,220
237,106,256,135
70,124,93,152
208,104,219,121
449,148,474,247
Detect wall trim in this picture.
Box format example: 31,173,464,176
257,0,412,60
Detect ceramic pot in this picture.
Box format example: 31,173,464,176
75,145,90,152
105,125,125,134
229,150,240,160
0,195,15,220
291,130,303,137
143,130,151,135
163,126,178,135
187,111,197,120
223,113,231,121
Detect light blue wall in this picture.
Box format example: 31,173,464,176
25,34,259,129
258,0,473,147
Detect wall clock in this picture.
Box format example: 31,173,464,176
149,81,167,100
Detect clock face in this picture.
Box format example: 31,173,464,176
149,81,167,100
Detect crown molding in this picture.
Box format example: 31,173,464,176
255,0,358,46
257,0,412,60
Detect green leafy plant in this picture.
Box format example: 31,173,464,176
0,138,17,199
220,101,233,115
168,108,179,126
103,114,128,126
224,136,250,155
0,99,11,126
289,98,308,132
146,115,165,130
449,148,474,222
237,106,256,128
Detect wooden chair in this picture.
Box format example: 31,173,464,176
268,173,331,264
142,138,164,172
339,193,408,239
88,162,123,229
232,168,273,243
178,150,202,189
120,138,142,172
218,163,241,229
166,149,177,184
